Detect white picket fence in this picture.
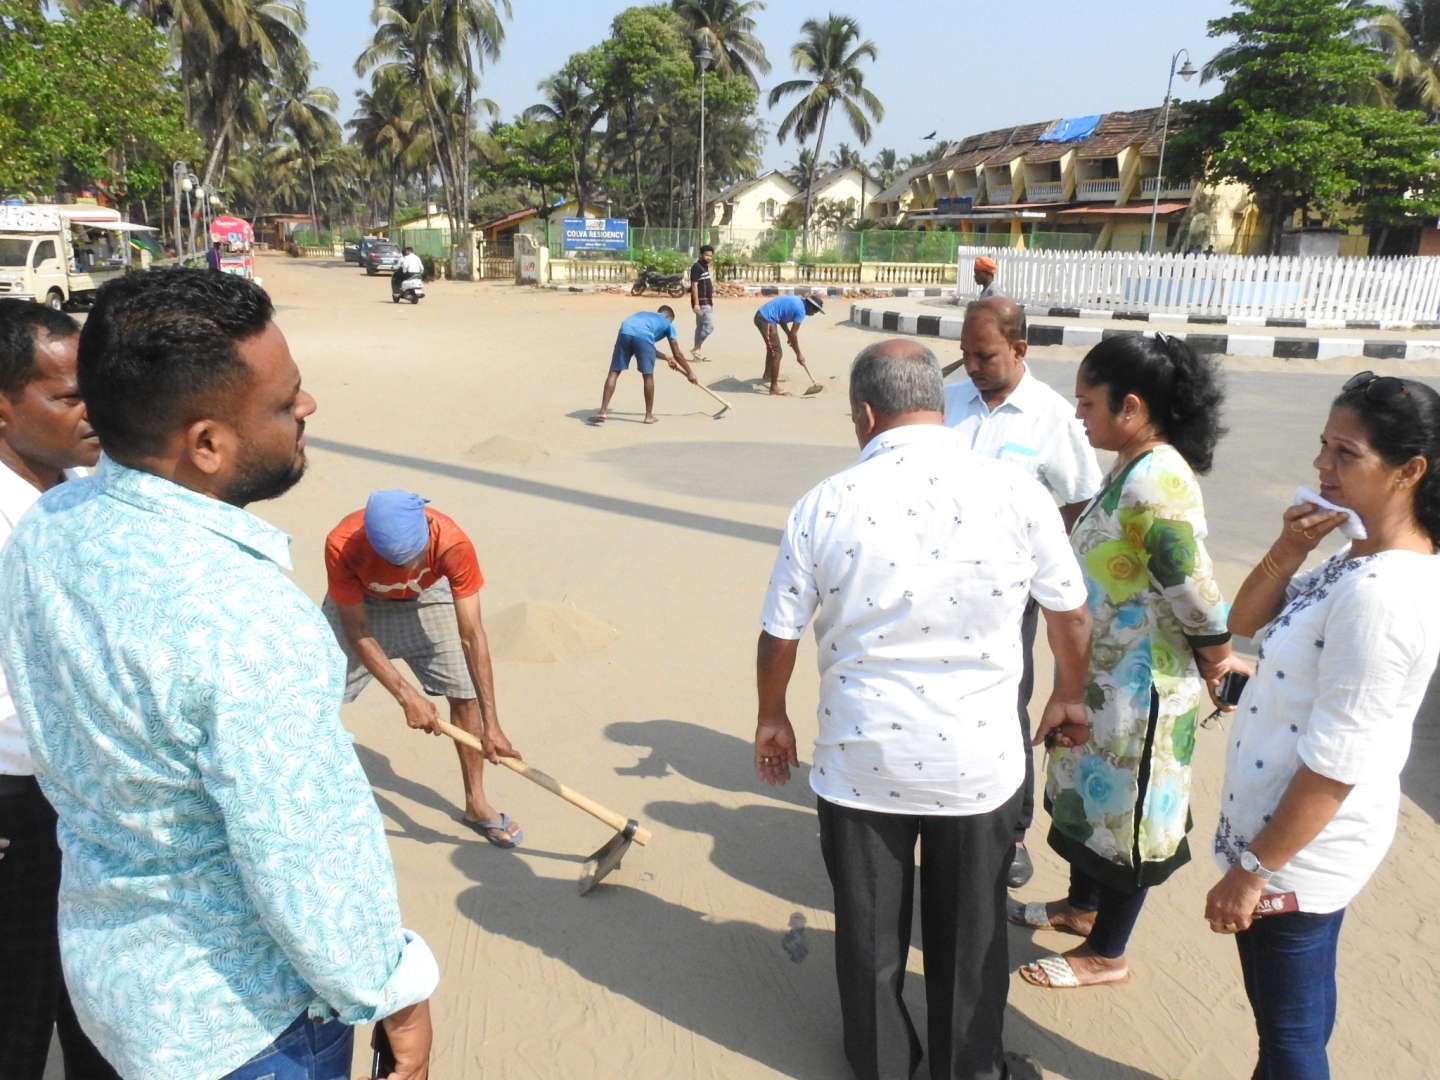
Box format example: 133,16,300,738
956,246,1440,323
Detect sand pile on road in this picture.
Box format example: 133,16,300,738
486,601,619,662
465,435,550,464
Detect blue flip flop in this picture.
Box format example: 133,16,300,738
464,814,523,849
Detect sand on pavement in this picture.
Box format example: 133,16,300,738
234,254,1440,1080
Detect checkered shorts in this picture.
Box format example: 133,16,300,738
323,581,475,702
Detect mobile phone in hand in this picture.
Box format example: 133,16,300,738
371,1022,396,1079
1217,670,1250,707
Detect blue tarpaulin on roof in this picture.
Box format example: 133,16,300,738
1038,115,1102,143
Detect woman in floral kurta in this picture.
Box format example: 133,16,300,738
1015,334,1239,990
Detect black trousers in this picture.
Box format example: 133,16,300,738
0,778,119,1080
818,786,1023,1080
1015,599,1040,841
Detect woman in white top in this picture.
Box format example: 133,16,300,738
1208,371,1440,1080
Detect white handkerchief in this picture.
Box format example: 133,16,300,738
1292,487,1368,541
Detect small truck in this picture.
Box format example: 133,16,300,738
0,203,152,309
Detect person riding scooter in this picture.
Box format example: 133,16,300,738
391,247,425,303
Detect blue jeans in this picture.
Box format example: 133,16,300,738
1235,908,1346,1080
218,1013,354,1080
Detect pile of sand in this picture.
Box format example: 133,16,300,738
465,435,550,464
486,601,619,663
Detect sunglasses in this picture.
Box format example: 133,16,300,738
1343,370,1411,402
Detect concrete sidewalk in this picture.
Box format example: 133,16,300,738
849,297,1440,361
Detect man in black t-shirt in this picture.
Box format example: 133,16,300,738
689,244,715,362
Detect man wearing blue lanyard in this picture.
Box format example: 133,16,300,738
943,296,1103,888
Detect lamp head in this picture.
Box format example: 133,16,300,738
695,44,713,71
1178,59,1197,82
180,177,193,193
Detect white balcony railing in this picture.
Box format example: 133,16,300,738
1077,179,1123,201
1028,181,1065,202
986,185,1014,205
1140,177,1196,198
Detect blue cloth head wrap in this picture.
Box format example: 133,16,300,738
364,490,431,566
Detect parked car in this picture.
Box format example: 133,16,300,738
343,240,361,263
362,242,402,276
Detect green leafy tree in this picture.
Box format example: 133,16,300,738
1176,0,1440,252
0,1,198,210
767,13,883,248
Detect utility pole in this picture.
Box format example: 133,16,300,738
1149,49,1197,254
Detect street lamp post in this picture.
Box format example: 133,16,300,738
695,43,713,241
1148,49,1197,254
171,161,187,258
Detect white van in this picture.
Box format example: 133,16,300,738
0,204,153,309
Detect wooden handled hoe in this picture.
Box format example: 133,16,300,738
436,719,651,895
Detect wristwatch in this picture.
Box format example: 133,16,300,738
1239,849,1275,880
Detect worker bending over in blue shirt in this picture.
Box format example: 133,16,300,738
590,306,697,425
754,294,824,396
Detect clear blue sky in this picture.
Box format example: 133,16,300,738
307,0,1234,170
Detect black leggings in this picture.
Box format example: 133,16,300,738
1068,864,1149,960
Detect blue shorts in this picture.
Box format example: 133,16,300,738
611,332,658,375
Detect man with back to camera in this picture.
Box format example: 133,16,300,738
754,338,1091,1080
0,301,116,1080
0,269,437,1080
392,246,424,297
754,292,824,395
941,296,1103,889
323,489,524,848
590,305,698,425
690,244,716,363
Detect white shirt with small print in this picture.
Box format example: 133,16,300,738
0,461,85,775
943,366,1102,506
1215,548,1440,912
760,424,1087,815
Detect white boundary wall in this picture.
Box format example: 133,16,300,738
956,246,1440,323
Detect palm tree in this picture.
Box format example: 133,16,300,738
1365,0,1440,113
670,0,770,85
829,141,862,170
784,148,816,190
767,13,882,250
349,73,423,233
109,0,308,188
523,67,603,209
269,61,341,228
360,0,509,258
869,147,900,189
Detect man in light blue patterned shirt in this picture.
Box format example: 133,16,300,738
0,270,438,1080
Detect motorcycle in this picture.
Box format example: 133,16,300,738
391,274,424,304
632,267,687,298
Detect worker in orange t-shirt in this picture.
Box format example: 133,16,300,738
323,489,523,847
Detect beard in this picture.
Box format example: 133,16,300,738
220,432,308,507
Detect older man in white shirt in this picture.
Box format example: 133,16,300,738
941,297,1103,889
755,339,1091,1080
0,301,111,1080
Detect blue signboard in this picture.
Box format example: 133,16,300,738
562,217,629,252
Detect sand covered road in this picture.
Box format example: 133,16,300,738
239,254,1440,1080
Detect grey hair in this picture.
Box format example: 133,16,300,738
849,339,945,415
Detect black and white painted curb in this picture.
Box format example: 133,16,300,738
849,303,1440,361
1021,305,1440,332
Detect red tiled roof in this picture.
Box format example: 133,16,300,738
1057,201,1190,215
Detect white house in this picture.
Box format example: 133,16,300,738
708,170,801,230
790,165,881,224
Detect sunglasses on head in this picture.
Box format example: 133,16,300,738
1343,370,1410,402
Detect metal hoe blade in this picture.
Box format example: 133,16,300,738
578,819,639,896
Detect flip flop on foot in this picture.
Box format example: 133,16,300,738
1007,900,1092,936
463,813,523,849
587,414,606,425
1019,954,1130,989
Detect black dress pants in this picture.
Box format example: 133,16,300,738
1015,599,1040,841
818,786,1023,1080
0,778,119,1080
